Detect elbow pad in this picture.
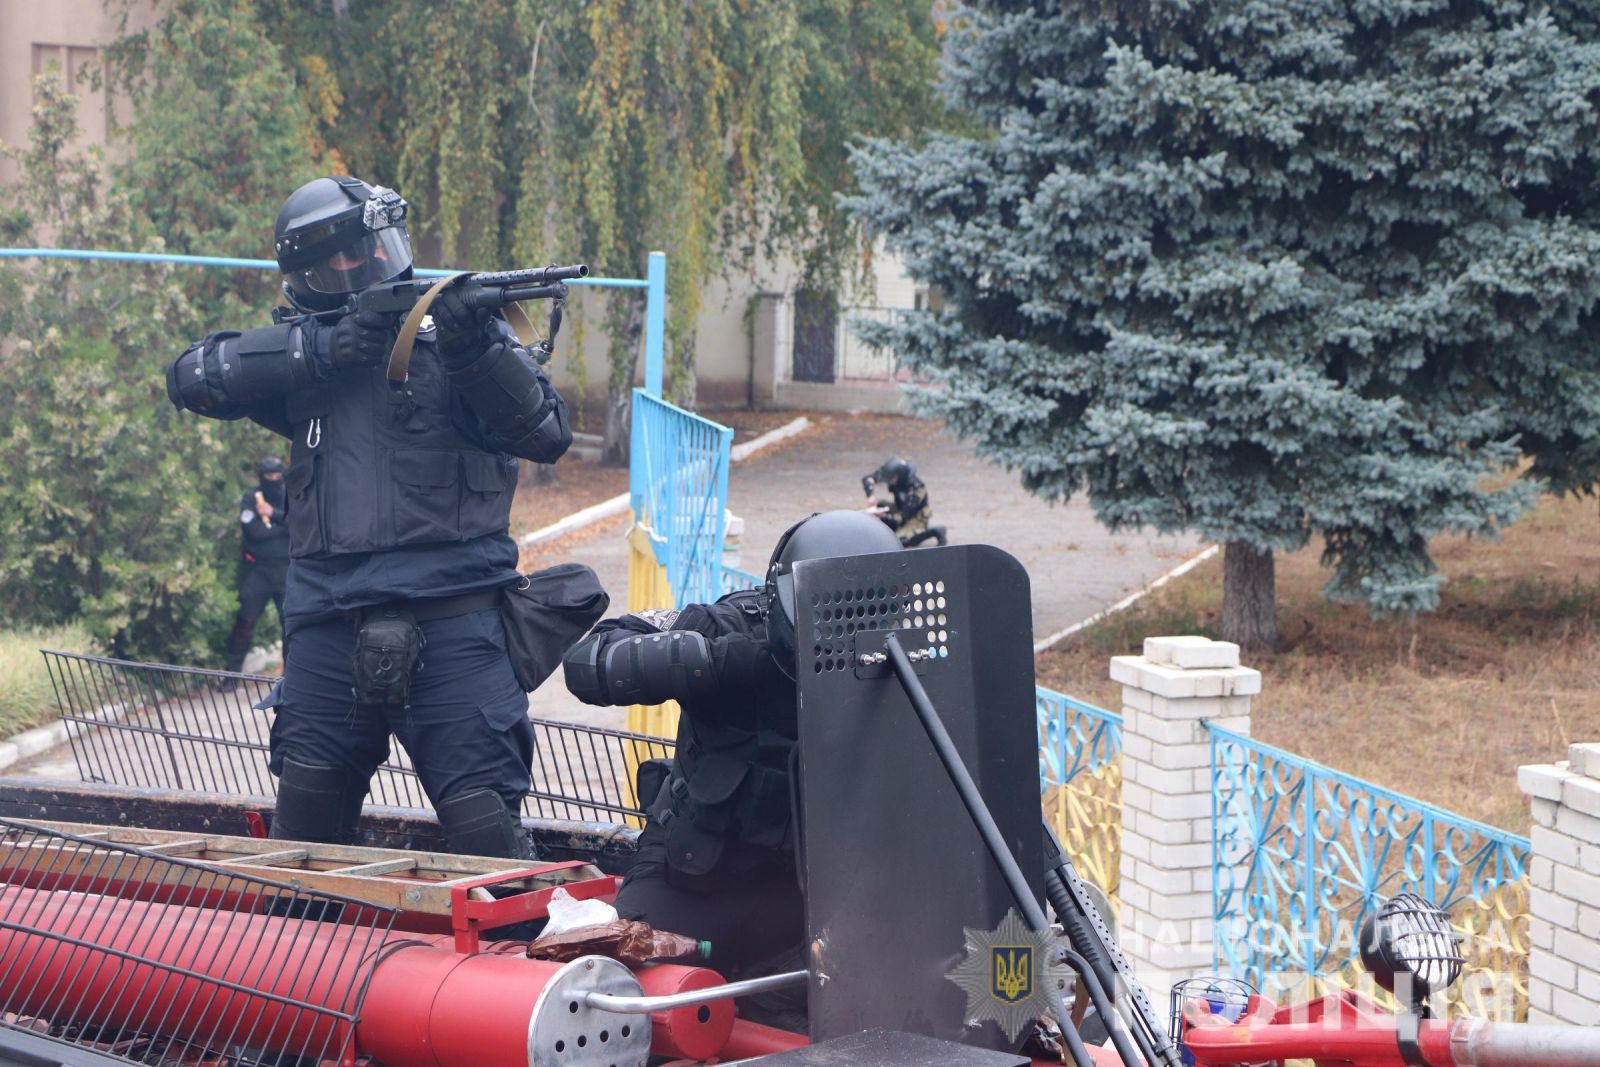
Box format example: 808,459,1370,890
450,341,573,462
563,629,716,707
166,323,317,415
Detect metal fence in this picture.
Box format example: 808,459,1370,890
0,818,397,1067
629,391,733,608
43,651,672,824
1037,688,1123,895
1209,725,1530,1017
1037,689,1121,787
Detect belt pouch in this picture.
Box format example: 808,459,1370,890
499,562,610,692
352,607,423,707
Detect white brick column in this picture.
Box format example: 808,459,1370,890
1518,743,1600,1025
1112,636,1259,992
748,292,791,404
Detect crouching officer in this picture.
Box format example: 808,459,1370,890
220,456,291,684
863,456,946,547
165,175,573,857
563,511,902,1004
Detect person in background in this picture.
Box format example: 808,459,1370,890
862,456,947,547
219,456,291,687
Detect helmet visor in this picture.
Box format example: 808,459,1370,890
289,227,412,297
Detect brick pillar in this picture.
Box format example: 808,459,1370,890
1517,743,1600,1024
1112,635,1259,991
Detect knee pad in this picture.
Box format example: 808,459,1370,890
436,788,538,860
271,758,366,845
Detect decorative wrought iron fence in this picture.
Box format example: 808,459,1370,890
0,818,397,1067
1209,725,1530,1020
43,651,673,824
1036,688,1123,895
629,391,733,608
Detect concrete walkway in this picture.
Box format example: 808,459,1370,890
15,411,1198,777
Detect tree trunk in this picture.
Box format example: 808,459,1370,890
601,298,647,466
1220,541,1278,652
602,387,630,466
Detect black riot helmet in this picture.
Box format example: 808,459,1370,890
877,457,914,491
257,456,286,478
764,510,904,675
273,175,414,313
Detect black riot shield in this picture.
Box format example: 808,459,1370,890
793,543,1043,1050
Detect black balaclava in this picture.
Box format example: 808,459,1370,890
258,478,288,513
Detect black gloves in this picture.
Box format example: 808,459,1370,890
327,309,393,370
432,286,493,368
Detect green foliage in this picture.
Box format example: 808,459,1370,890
0,73,238,663
0,624,94,736
849,0,1600,616
253,0,941,426
103,0,324,323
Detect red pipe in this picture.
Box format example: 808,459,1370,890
358,940,573,1067
635,963,735,1060
0,886,754,1067
0,885,375,1059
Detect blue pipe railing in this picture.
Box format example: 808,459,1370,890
0,246,655,292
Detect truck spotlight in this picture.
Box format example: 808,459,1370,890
1359,892,1464,1015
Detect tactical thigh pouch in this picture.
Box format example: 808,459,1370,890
657,754,749,878
352,607,424,707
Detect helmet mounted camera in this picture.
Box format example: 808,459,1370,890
273,176,414,313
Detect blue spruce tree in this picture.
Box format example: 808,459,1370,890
849,1,1600,648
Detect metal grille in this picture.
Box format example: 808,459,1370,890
629,391,733,608
1209,724,1528,1019
0,818,397,1067
43,651,673,822
791,289,837,382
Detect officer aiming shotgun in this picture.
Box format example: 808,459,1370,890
165,174,600,859
271,186,587,369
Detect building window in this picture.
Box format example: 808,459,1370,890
31,43,111,144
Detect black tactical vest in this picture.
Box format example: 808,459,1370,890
654,589,799,877
281,335,517,558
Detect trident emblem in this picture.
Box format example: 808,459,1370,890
991,945,1032,1003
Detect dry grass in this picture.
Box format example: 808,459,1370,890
0,624,93,736
1036,492,1600,833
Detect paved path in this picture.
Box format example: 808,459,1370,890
17,412,1198,780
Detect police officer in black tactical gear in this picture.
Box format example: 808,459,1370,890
863,456,947,547
166,175,573,858
220,456,291,685
563,510,902,1008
